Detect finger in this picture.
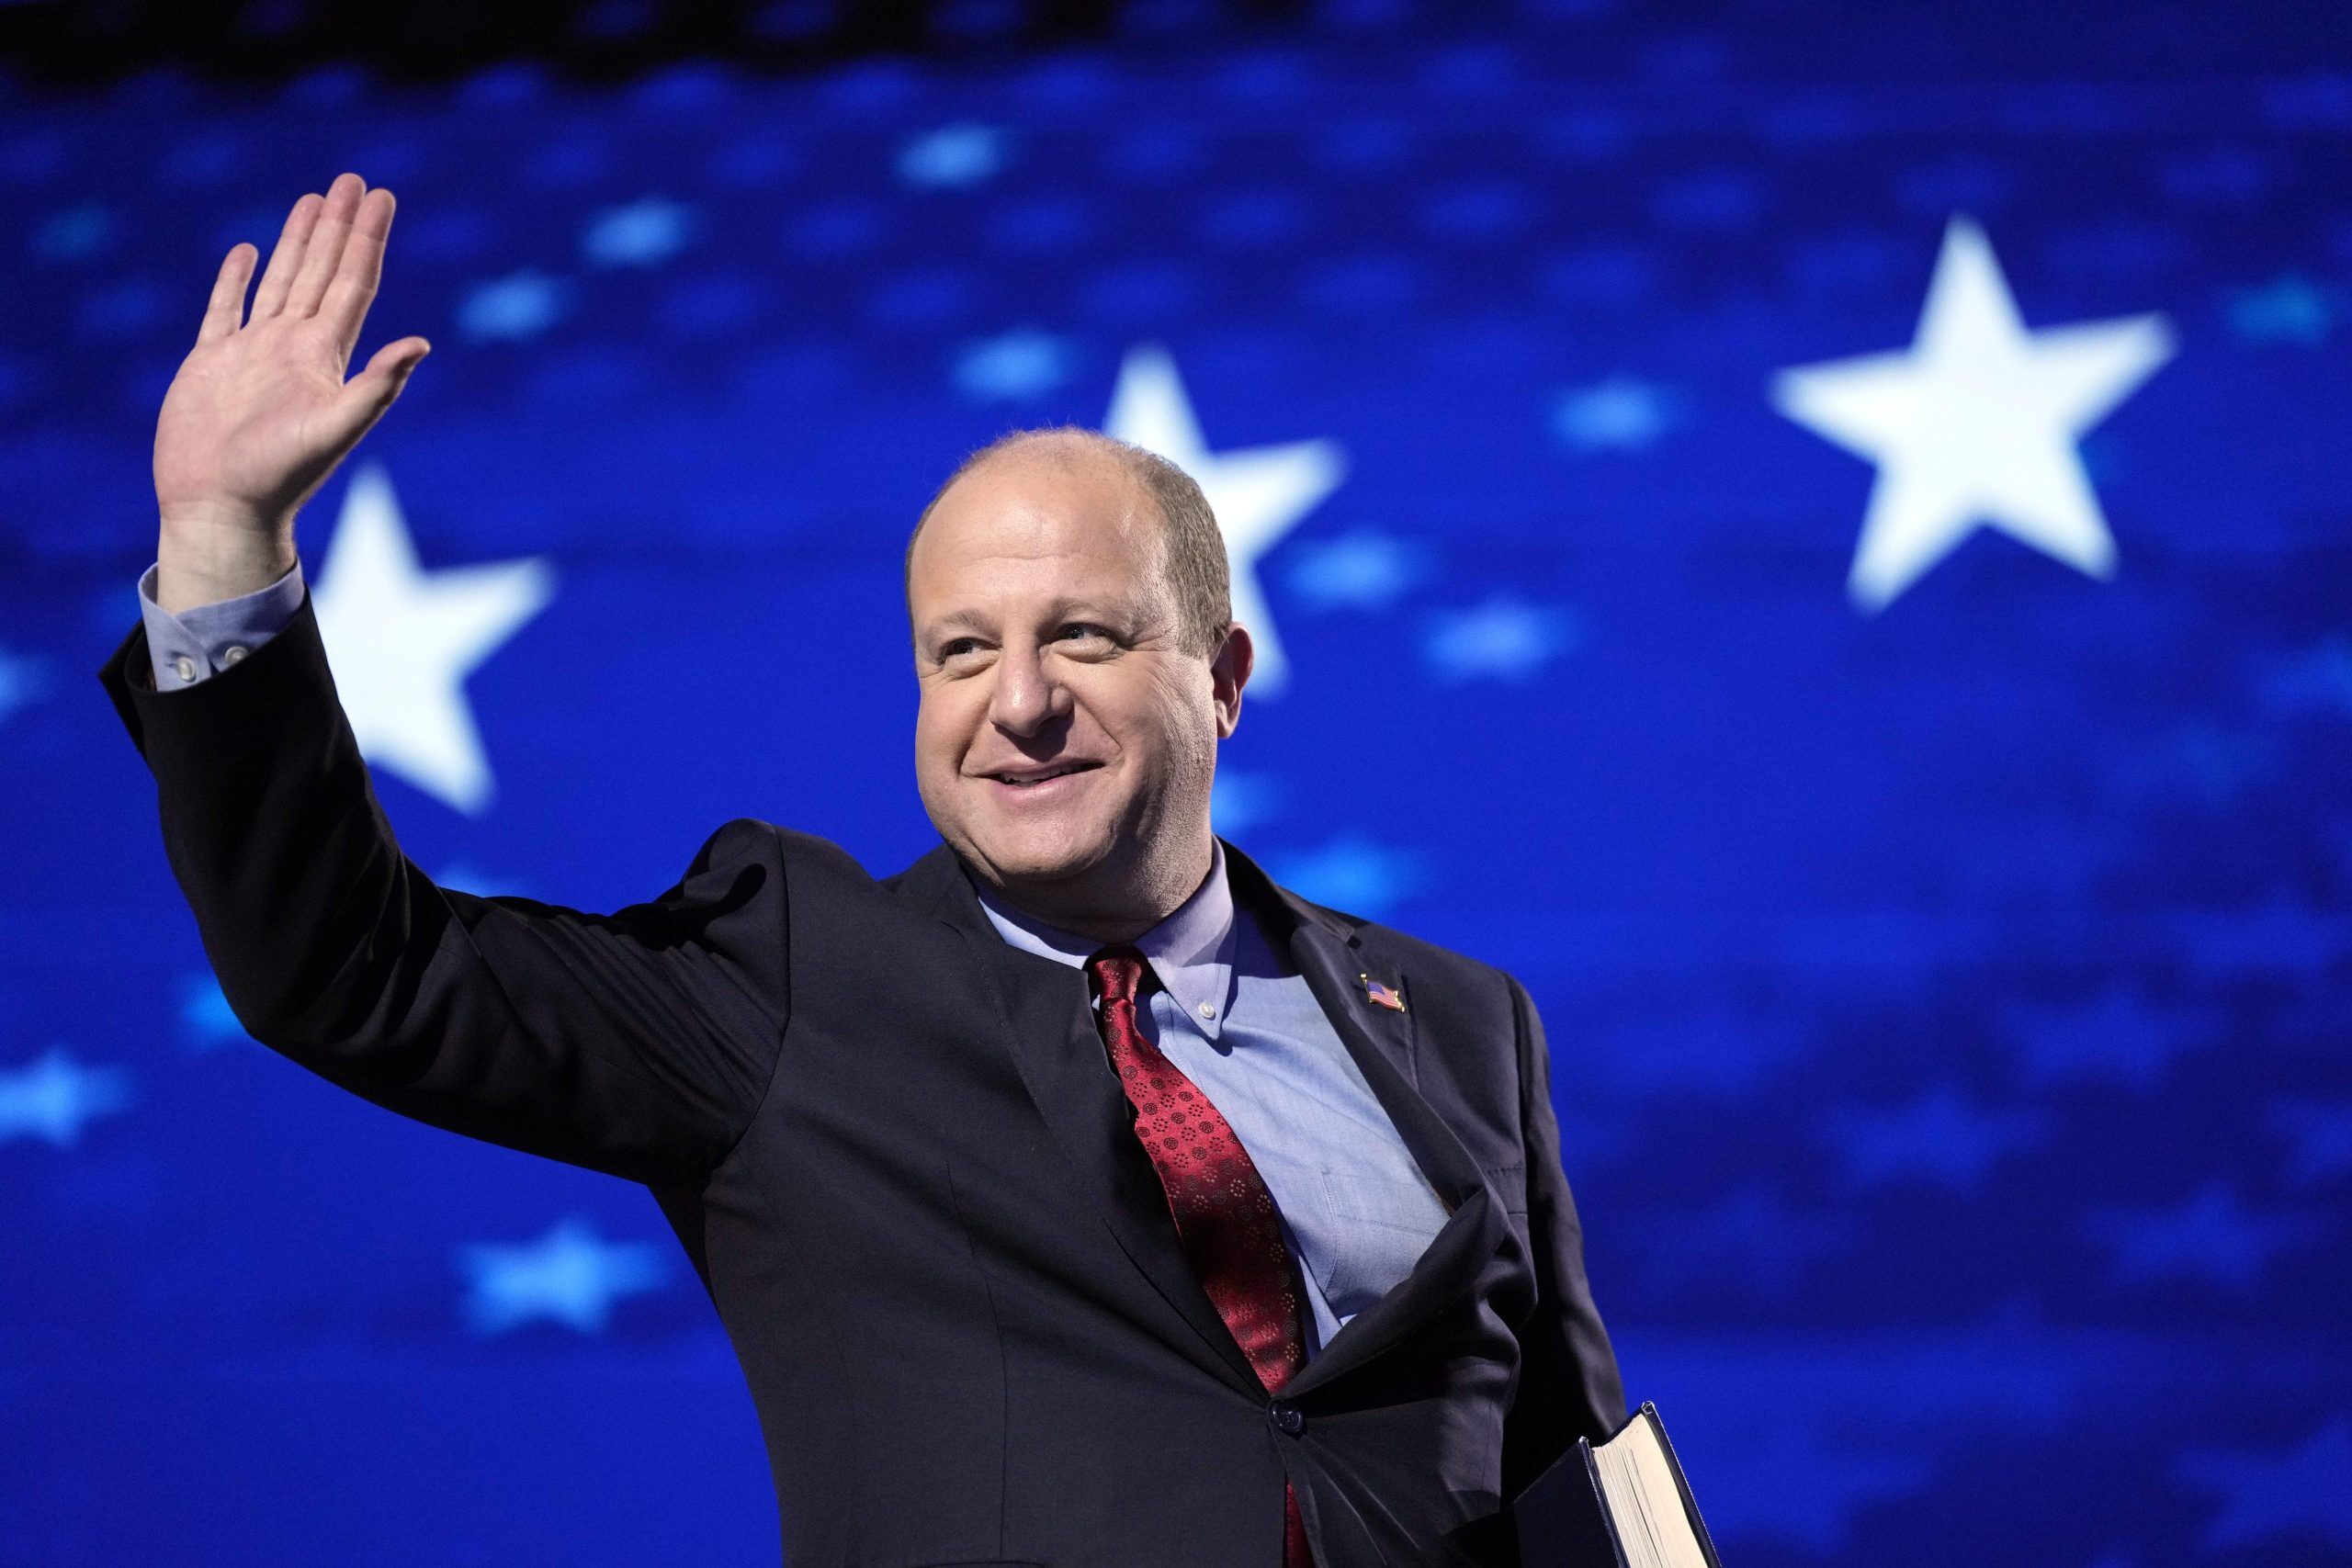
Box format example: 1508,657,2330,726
197,243,257,344
320,335,430,452
250,192,323,319
287,172,366,320
321,187,396,359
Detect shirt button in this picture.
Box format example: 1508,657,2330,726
1269,1400,1305,1436
171,654,197,683
1197,1002,1216,1019
222,645,247,663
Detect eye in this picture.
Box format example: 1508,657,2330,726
1057,622,1116,645
932,636,992,670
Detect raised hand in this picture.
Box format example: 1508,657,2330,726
153,172,430,613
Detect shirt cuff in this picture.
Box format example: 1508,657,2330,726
139,558,306,692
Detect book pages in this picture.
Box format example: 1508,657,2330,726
1590,1413,1711,1568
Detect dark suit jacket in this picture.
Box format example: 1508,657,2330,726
99,591,1623,1567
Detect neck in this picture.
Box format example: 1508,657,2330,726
974,831,1216,946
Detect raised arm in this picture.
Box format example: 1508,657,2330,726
153,172,429,614
105,175,786,1186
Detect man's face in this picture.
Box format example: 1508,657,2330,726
909,451,1247,915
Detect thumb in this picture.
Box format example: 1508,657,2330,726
322,336,431,452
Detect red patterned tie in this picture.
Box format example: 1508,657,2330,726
1086,944,1316,1568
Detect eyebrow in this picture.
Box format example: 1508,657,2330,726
922,596,1133,643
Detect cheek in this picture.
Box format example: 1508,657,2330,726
913,692,971,778
1087,668,1210,767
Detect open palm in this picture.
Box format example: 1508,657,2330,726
154,172,428,541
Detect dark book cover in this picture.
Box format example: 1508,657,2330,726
1510,1403,1723,1568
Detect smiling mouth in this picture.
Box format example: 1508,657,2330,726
986,762,1102,787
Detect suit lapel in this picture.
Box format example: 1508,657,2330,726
891,837,1516,1399
1220,840,1515,1395
893,842,1264,1393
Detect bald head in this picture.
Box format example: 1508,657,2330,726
905,427,1231,659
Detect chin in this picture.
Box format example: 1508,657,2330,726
969,814,1116,886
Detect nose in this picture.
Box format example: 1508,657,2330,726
988,638,1070,738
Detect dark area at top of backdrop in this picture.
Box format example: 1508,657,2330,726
2,2,2349,1564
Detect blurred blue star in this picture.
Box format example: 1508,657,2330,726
1299,253,1423,318
1650,171,1763,231
76,280,165,342
0,1047,135,1148
786,200,883,259
2113,720,2271,808
749,0,837,41
899,122,1009,189
1267,838,1428,919
1423,597,1577,682
2007,990,2203,1090
2160,146,2276,207
1284,528,1423,613
2176,897,2340,979
0,644,51,726
1642,1185,1854,1300
1420,179,1531,243
2177,1419,2352,1550
33,203,111,260
1586,1006,1810,1097
1827,1087,2045,1190
932,0,1023,40
458,1216,666,1336
986,196,1091,254
582,197,695,267
458,270,568,342
2261,634,2352,716
2271,1100,2352,1185
1896,154,2015,218
660,274,763,337
179,973,254,1053
954,329,1074,401
1539,245,1655,310
1550,376,1678,451
1210,770,1285,837
2227,275,2337,346
1700,1413,1924,1552
2091,1181,2315,1291
435,861,542,898
457,62,548,108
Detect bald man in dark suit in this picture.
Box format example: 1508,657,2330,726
107,170,1623,1566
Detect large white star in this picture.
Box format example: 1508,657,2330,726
1772,216,2175,613
1103,345,1345,694
311,465,555,816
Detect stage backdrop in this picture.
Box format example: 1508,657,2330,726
4,7,2349,1565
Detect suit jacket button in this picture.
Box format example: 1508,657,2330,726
1270,1400,1305,1435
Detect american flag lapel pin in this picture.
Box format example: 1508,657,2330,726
1359,973,1407,1012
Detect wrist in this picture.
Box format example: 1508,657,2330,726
155,508,298,615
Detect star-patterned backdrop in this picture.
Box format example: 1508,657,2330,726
4,4,2351,1565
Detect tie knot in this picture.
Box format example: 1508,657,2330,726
1085,943,1150,1007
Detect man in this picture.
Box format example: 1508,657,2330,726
103,173,1623,1566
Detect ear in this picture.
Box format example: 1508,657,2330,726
1210,622,1253,739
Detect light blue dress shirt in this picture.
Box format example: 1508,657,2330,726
976,840,1450,1357
136,563,1454,1356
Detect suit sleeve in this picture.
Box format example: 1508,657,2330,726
1498,970,1627,1501
96,588,790,1187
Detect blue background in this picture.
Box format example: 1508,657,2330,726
4,4,2350,1563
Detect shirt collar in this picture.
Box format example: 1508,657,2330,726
973,839,1238,1041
